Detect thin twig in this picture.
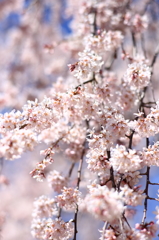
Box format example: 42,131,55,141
142,138,150,224
126,130,135,149
147,197,159,202
151,44,159,68
105,50,117,70
102,222,108,240
75,75,96,90
148,181,159,185
57,162,76,219
131,31,137,55
117,174,124,191
73,204,78,240
68,162,75,178
92,8,97,35
73,140,86,240
57,207,62,218
142,167,150,224
107,151,116,189
19,123,28,129
122,213,131,229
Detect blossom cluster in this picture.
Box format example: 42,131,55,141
129,101,159,137
84,183,125,222
124,61,151,89
1,0,159,240
31,218,74,240
110,145,142,173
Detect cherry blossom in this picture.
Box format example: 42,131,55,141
85,184,124,222
124,62,151,89
110,145,142,173
0,0,159,240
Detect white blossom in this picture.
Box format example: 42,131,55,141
85,184,124,222
32,195,58,218
110,145,142,173
47,171,68,193
31,218,74,240
124,62,151,89
68,50,103,79
121,185,145,207
56,187,81,211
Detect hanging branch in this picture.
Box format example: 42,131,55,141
57,162,76,219
92,7,97,36
68,162,75,178
151,44,159,68
72,140,86,240
131,31,137,55
142,138,150,224
107,151,116,189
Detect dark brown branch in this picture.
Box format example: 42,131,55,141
142,137,150,224
73,140,86,240
57,162,76,219
142,171,150,224
139,87,147,113
92,8,97,35
57,207,62,218
68,162,75,178
75,75,96,90
126,130,135,149
73,204,78,240
131,31,137,55
143,101,156,105
105,50,117,70
76,143,86,189
19,123,28,129
122,213,131,229
100,178,111,186
140,172,147,175
147,197,159,202
45,136,64,159
117,174,124,191
148,181,159,185
107,151,116,189
142,163,150,224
